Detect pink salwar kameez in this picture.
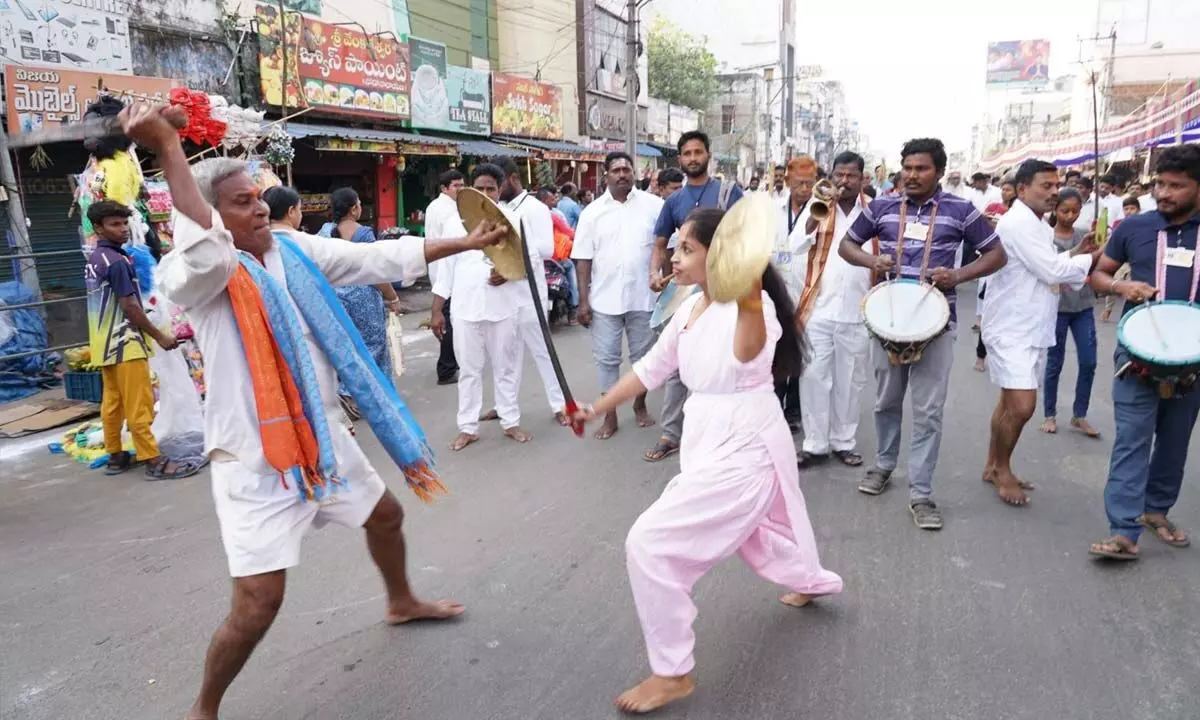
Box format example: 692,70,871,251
628,292,844,677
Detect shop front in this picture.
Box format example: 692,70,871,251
490,72,570,191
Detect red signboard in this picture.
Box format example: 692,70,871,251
255,3,410,120
491,72,563,140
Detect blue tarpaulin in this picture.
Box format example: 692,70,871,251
0,281,60,404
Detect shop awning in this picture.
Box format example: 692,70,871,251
645,141,677,157
493,136,605,162
636,143,663,158
285,122,457,155
457,138,530,158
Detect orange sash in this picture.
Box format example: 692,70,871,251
795,194,873,325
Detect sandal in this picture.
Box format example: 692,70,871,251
1088,535,1139,561
145,456,203,481
104,451,136,476
644,439,679,463
339,394,362,421
1139,514,1191,548
833,450,863,467
798,451,828,469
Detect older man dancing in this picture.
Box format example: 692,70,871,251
124,104,504,719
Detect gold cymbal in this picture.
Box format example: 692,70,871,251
455,187,526,281
707,192,777,303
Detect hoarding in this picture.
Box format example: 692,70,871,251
0,0,132,73
986,40,1050,87
492,72,562,140
4,64,179,135
408,38,491,135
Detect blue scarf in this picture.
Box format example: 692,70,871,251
235,231,442,502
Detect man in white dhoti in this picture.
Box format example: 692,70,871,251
431,163,530,450
128,103,501,719
982,159,1100,506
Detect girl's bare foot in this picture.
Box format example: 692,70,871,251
594,412,619,440
615,674,695,714
385,599,465,625
449,433,479,452
1041,418,1057,434
504,426,532,443
780,592,816,607
1071,417,1101,438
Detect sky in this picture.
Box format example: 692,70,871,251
791,0,1101,164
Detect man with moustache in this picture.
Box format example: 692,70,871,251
773,155,818,431
646,130,744,463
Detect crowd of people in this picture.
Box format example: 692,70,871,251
84,100,1200,718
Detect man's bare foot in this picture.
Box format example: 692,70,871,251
1041,417,1057,434
480,409,500,422
983,467,1035,490
1071,417,1101,438
974,357,986,372
633,404,656,428
780,592,819,607
449,433,479,452
184,708,217,720
504,426,532,443
385,599,465,625
554,411,571,427
992,471,1030,506
595,412,619,440
615,674,695,714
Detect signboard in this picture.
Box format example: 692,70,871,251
314,137,396,154
0,0,132,73
492,72,562,140
4,65,178,134
986,40,1050,88
585,95,645,140
410,56,490,136
301,193,330,213
255,3,410,120
398,141,457,156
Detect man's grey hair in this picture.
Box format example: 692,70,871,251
191,158,249,205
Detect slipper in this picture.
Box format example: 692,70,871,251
1088,535,1139,561
103,451,136,476
798,451,828,469
145,457,204,481
644,439,679,463
833,450,863,467
1139,515,1190,548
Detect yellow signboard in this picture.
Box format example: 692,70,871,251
314,137,397,154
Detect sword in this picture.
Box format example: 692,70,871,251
6,116,125,148
518,218,585,438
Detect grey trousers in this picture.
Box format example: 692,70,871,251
661,371,688,444
871,330,955,501
590,310,656,393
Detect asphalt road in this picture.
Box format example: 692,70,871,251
3,287,1199,720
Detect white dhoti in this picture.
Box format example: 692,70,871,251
452,315,522,433
516,304,566,413
800,318,868,455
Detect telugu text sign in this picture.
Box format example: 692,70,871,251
986,40,1050,87
491,72,562,140
4,64,179,135
256,3,410,120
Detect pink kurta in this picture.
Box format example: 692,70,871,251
628,291,844,677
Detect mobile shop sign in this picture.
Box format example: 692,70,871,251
255,3,410,120
4,64,178,134
491,71,562,140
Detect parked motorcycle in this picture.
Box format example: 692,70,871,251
543,259,571,326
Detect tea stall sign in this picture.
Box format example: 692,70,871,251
491,72,562,140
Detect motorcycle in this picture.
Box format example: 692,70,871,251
543,259,571,326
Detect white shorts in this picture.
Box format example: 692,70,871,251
210,425,387,578
985,343,1047,390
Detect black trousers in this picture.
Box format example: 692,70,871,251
437,298,458,381
775,376,800,419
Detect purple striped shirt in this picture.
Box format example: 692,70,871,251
846,189,999,324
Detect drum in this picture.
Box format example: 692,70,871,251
861,279,950,365
651,280,701,330
1116,301,1200,397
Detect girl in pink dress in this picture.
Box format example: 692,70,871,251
573,207,844,714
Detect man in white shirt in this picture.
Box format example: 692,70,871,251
492,156,569,426
794,151,875,467
431,164,529,450
130,103,499,719
982,159,1100,507
1097,174,1127,223
424,169,466,386
1073,176,1097,232
969,172,1003,212
943,170,971,199
775,155,817,431
1130,179,1157,212
572,151,665,439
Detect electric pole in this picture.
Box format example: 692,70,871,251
625,0,639,157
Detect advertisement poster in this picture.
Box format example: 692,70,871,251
256,3,410,120
491,72,562,140
408,36,447,128
4,64,178,134
0,0,132,73
986,40,1050,87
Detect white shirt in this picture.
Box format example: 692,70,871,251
1073,196,1096,233
791,196,872,324
158,212,428,476
504,191,555,307
982,200,1093,349
571,187,664,315
944,181,972,200
775,196,807,301
1098,192,1126,223
430,213,523,323
1139,193,1157,212
970,185,1003,213
424,192,460,287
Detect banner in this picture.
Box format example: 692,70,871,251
986,40,1050,88
0,1,132,73
255,3,410,120
409,37,447,128
492,72,562,140
4,65,179,134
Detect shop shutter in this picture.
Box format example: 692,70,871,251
15,144,91,295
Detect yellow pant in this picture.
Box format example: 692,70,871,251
101,359,159,459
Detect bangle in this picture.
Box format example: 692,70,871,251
1111,280,1122,294
738,297,764,312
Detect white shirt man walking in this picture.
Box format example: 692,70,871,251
425,169,466,386
572,151,665,439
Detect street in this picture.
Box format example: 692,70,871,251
3,287,1200,720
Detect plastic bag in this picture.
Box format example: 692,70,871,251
387,313,405,378
147,291,206,465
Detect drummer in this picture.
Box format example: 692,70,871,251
838,137,1007,530
1088,144,1200,561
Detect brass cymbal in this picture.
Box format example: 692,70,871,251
707,192,777,303
455,187,526,281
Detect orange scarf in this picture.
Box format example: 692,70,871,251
795,194,874,325
227,264,325,495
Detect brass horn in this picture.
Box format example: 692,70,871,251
808,179,839,222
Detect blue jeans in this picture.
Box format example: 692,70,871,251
590,310,655,393
1105,361,1200,542
1043,310,1097,419
560,260,580,307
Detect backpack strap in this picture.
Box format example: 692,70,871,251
717,179,734,210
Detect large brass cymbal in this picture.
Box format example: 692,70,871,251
455,187,526,281
706,192,777,303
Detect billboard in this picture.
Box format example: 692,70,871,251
5,65,179,135
986,40,1050,87
492,72,562,140
255,3,410,120
0,0,132,73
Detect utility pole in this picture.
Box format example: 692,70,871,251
0,133,39,300
625,0,638,157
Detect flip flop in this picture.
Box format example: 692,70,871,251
1139,515,1191,548
103,451,136,476
1088,536,1139,561
644,439,679,463
145,457,203,481
833,450,863,467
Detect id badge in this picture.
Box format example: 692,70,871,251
903,222,929,241
1165,246,1195,268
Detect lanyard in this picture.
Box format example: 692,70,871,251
1155,228,1200,303
684,180,713,208
895,198,940,282
787,200,806,234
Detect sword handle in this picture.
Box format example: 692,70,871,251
564,399,585,438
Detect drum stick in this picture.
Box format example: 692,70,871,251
887,273,895,327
